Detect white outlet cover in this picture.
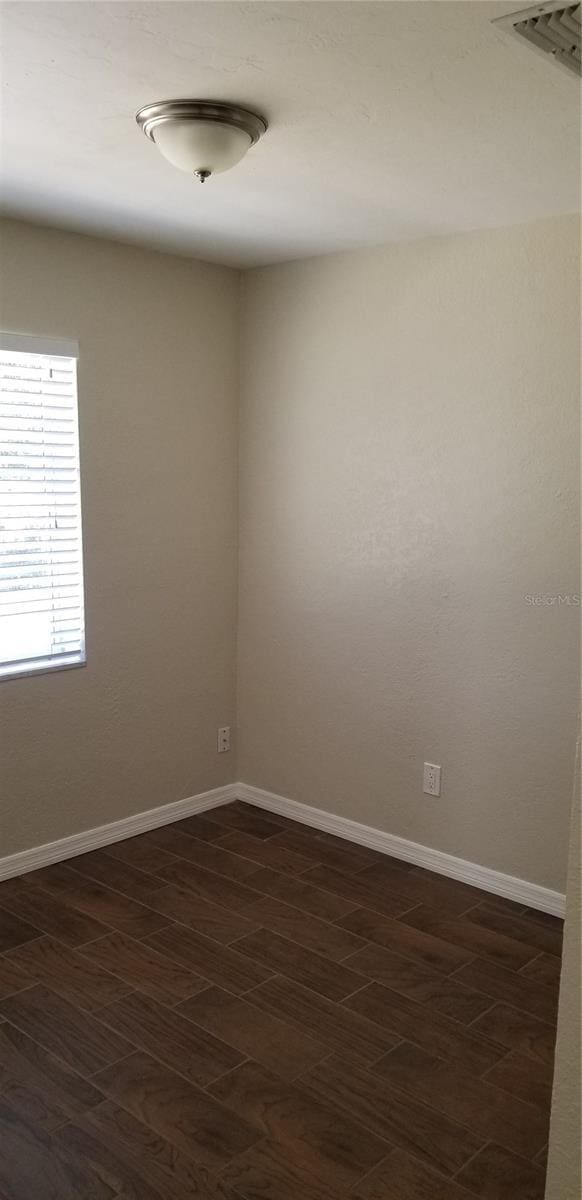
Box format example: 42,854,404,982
423,762,442,796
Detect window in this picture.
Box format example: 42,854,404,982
0,332,85,680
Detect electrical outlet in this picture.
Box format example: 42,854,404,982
217,726,231,754
423,762,441,796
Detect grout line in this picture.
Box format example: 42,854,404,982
520,948,546,973
213,1133,271,1184
365,1039,406,1070
516,950,545,977
169,982,214,1007
447,957,478,981
3,934,48,955
443,954,478,978
451,1139,491,1181
480,1059,554,1110
204,1057,251,1091
394,901,425,920
336,979,372,1004
480,1046,512,1081
335,941,371,965
238,972,278,997
465,1000,500,1029
345,1147,395,1193
75,931,118,951
455,901,487,919
288,1048,336,1086
87,1049,137,1080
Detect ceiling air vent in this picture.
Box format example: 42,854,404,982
493,1,581,76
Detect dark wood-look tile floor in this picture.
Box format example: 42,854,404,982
0,801,561,1199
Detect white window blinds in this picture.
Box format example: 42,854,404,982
0,332,86,680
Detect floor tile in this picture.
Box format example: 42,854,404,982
359,862,496,915
63,849,168,902
154,857,260,913
5,936,132,1012
147,883,259,944
243,867,358,922
0,984,133,1077
209,1059,388,1190
0,953,31,999
79,930,209,1006
103,835,182,874
0,903,48,952
140,825,264,884
217,829,315,876
161,832,266,882
292,864,413,919
199,804,284,840
64,1100,239,1200
461,904,563,959
452,957,559,1023
242,893,365,961
470,1002,557,1064
273,829,386,875
55,882,169,939
400,905,539,972
519,952,562,991
145,924,273,994
234,926,365,1001
483,1049,554,1110
344,980,504,1073
351,1146,476,1199
248,973,401,1064
0,1021,103,1124
170,813,235,842
344,942,492,1023
372,1041,549,1158
219,1137,339,1200
93,1050,260,1170
303,1055,484,1176
338,905,473,973
1,888,110,946
455,1142,546,1199
0,1098,114,1200
96,990,244,1085
176,984,328,1080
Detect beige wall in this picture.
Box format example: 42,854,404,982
238,216,580,891
545,737,581,1200
1,219,239,855
2,214,579,892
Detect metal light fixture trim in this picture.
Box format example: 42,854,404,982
136,99,268,181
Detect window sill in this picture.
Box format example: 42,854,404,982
0,656,87,683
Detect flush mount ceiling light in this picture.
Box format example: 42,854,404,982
136,99,267,182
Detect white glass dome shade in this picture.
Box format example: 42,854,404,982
136,100,267,182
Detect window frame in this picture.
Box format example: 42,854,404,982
0,331,87,682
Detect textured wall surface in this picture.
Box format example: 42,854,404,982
545,743,581,1200
1,219,239,854
238,215,580,890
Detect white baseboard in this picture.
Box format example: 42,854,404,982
0,778,565,916
235,782,566,917
0,784,237,881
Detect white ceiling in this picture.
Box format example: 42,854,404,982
0,1,579,267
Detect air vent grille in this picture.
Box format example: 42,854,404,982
494,2,581,76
